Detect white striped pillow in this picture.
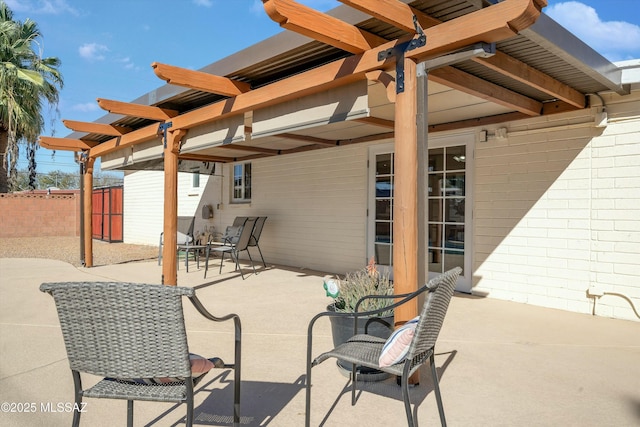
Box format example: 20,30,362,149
378,316,419,368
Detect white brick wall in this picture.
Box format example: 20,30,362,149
474,89,640,321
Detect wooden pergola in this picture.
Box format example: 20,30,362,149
41,0,559,325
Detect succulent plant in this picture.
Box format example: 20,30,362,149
324,257,393,315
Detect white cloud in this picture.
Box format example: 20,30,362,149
546,2,640,61
78,43,109,61
193,0,213,7
5,0,78,15
71,102,99,113
118,57,139,71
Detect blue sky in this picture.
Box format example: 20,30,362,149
7,0,640,175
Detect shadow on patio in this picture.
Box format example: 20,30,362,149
1,257,638,426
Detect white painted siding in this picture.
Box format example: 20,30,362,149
213,143,370,274
122,170,215,246
473,87,640,322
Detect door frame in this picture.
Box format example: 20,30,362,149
367,132,474,292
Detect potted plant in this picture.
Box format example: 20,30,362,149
323,257,394,380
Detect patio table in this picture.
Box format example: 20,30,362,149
177,244,207,272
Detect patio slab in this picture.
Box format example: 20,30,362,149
0,257,638,426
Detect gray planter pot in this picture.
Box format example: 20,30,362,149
327,304,393,381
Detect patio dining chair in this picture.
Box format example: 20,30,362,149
40,281,241,427
305,267,461,427
205,217,257,279
157,216,196,266
248,216,268,267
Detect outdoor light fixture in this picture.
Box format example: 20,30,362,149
495,127,508,140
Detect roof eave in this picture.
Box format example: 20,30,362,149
521,12,628,95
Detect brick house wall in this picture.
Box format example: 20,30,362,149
0,192,80,237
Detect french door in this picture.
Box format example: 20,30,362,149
368,133,473,292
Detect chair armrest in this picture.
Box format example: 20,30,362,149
187,295,241,370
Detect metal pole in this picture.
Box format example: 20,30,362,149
79,159,85,266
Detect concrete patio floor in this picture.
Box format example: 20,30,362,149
0,257,638,427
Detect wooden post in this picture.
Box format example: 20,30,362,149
161,129,186,286
393,57,420,384
393,56,419,320
83,157,95,267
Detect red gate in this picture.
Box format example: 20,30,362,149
92,186,123,242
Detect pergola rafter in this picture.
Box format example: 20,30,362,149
338,0,440,34
63,119,132,136
430,66,543,115
39,137,99,151
97,98,179,121
262,0,387,54
152,62,252,96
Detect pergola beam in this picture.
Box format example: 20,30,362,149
152,62,251,97
262,0,387,54
405,0,546,64
97,98,178,121
63,119,132,136
89,124,161,158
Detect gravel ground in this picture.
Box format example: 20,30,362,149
0,237,159,267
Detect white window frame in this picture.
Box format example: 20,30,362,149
231,162,251,203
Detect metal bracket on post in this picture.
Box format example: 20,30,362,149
158,122,173,149
377,15,426,94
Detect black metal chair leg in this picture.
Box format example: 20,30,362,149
127,400,134,427
430,352,447,427
401,373,415,427
71,371,82,427
219,251,227,274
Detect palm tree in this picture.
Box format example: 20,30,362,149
0,1,63,192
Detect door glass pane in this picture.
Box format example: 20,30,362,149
446,172,465,196
428,148,444,172
428,173,444,196
445,224,464,250
375,244,392,265
428,199,441,221
376,177,393,197
429,249,443,273
376,199,392,220
445,198,465,222
375,222,391,243
446,146,466,170
376,154,392,175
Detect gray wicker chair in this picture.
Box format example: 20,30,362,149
305,267,461,427
40,281,241,427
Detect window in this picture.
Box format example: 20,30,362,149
232,162,251,202
191,168,200,188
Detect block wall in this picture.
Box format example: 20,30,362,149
0,193,80,237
